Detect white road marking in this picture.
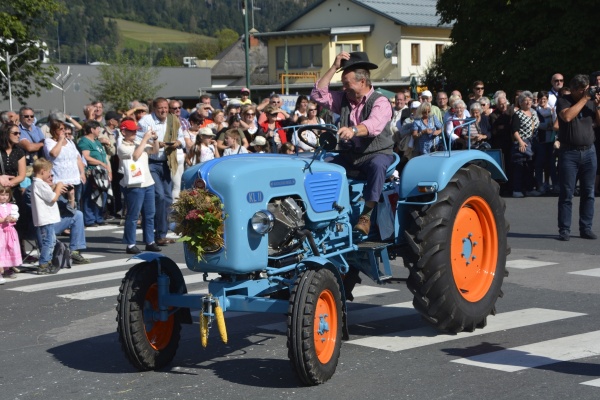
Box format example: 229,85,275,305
569,268,600,278
58,272,219,300
346,308,585,352
580,378,600,387
506,259,558,269
452,330,600,372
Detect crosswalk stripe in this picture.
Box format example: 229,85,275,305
506,259,558,269
257,287,403,333
580,378,600,387
258,300,414,333
83,225,119,232
58,272,220,300
8,261,192,292
451,330,600,372
11,258,137,282
569,268,600,278
346,308,585,352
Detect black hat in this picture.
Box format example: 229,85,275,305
105,111,122,122
338,52,378,72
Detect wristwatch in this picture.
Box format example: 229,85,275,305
352,126,359,136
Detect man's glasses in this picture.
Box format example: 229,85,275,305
22,115,35,118
554,79,564,83
475,87,484,91
308,109,317,111
170,107,181,110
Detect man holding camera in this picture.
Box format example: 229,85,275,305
556,74,600,241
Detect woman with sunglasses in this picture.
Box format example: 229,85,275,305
0,123,26,189
240,105,259,143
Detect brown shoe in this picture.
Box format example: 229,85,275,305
354,215,371,235
156,238,170,246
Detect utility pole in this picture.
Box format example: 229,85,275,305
242,0,250,90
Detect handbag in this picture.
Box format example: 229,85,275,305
122,159,144,186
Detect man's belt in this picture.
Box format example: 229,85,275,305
562,144,592,151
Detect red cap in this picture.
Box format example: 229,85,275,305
241,87,250,94
120,119,139,132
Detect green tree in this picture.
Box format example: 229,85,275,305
0,0,63,105
216,28,239,51
87,56,165,111
436,0,600,96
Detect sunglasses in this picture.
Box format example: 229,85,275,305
554,79,564,83
475,87,484,90
170,107,181,110
22,115,35,118
269,113,278,116
10,131,21,135
308,109,317,111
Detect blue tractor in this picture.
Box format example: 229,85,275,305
116,123,508,385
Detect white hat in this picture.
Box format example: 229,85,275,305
198,127,215,137
250,136,267,146
410,101,421,109
421,90,433,98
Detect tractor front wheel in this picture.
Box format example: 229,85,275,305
287,268,342,385
117,262,182,370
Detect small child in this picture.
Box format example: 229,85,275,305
250,135,270,153
0,186,22,283
30,158,68,274
186,127,219,166
279,142,296,155
222,129,249,156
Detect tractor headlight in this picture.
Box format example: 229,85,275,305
251,210,274,234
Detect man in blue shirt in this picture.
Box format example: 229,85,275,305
18,106,45,182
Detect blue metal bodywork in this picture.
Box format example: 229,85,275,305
147,135,505,314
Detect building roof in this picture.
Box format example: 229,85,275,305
276,0,449,31
352,0,450,28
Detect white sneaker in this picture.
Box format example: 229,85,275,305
0,276,6,285
526,190,542,197
512,192,525,198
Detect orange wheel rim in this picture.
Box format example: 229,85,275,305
450,196,498,302
144,283,174,350
313,289,338,363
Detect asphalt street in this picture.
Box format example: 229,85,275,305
1,193,600,400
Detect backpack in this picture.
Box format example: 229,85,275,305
50,241,72,273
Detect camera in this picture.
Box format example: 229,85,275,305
65,184,74,191
588,86,600,98
235,113,241,122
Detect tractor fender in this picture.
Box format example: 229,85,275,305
299,256,349,340
399,150,506,199
130,253,192,324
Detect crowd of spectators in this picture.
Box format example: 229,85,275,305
2,71,599,281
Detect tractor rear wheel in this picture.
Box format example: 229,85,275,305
287,268,342,385
117,262,182,370
404,165,509,333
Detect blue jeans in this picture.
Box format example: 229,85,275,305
123,185,156,245
53,210,87,252
558,146,597,234
533,141,558,188
82,179,106,225
149,162,173,240
332,154,394,202
36,224,56,266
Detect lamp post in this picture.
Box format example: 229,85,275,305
0,39,39,110
50,66,80,113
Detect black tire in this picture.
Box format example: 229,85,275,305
116,262,182,370
404,165,509,333
287,268,343,385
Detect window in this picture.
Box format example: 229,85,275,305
435,44,444,62
411,43,420,66
335,43,361,54
276,44,323,69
